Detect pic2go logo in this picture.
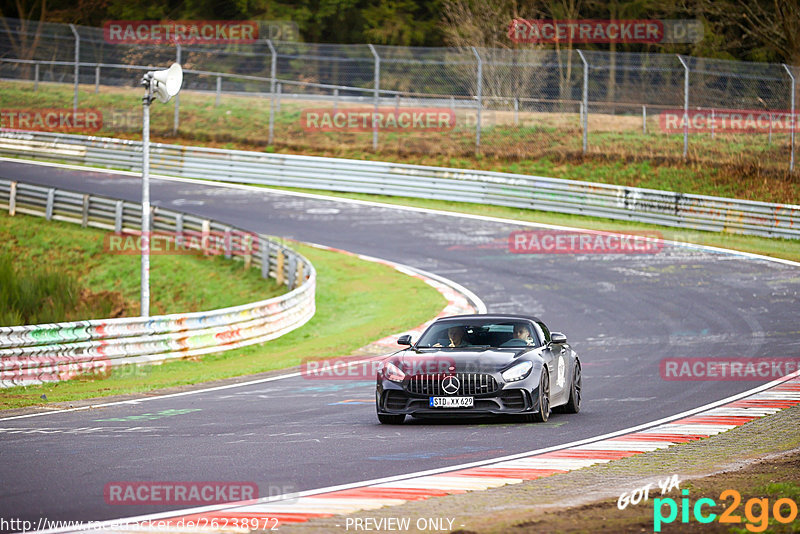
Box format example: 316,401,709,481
653,489,798,532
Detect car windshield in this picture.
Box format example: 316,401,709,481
415,321,539,348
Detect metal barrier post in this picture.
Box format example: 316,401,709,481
69,24,79,113
677,55,690,160
34,62,39,91
368,44,380,150
784,64,796,172
471,46,482,150
173,43,181,135
333,88,338,113
577,50,588,153
267,39,277,146
95,65,100,94
215,76,221,107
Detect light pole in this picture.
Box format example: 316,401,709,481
140,63,182,317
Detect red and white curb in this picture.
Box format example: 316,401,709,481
43,373,800,533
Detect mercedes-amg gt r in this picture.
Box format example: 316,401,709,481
376,314,581,424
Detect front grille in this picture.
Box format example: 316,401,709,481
500,389,526,409
406,373,498,396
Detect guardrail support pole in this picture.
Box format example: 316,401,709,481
9,181,17,216
215,76,221,107
368,44,380,151
277,82,282,112
115,200,123,233
34,62,39,91
783,64,796,172
333,88,339,113
677,55,690,160
577,50,588,154
46,189,55,220
141,83,153,317
260,238,269,279
173,43,181,136
267,39,277,146
471,46,483,150
69,24,79,113
81,194,89,227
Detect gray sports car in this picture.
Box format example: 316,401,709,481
376,314,581,424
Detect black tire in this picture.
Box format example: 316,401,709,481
526,369,550,423
561,362,581,414
378,413,405,425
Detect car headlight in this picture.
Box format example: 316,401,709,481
383,361,406,382
502,361,533,382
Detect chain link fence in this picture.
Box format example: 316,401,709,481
0,17,797,172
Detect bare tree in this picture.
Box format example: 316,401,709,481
0,0,48,74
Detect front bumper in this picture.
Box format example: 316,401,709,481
376,376,542,417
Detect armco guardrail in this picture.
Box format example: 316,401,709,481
1,130,799,239
0,178,315,387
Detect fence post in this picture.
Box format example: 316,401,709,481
267,39,277,146
69,24,79,113
514,97,519,126
94,65,100,94
677,55,690,160
277,82,282,112
34,62,39,91
368,44,380,151
711,108,715,139
783,64,796,172
471,46,482,150
173,43,181,135
577,50,588,154
215,76,221,107
642,105,647,134
333,88,338,113
768,112,773,144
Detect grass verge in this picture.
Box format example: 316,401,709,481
0,216,446,411
1,211,286,318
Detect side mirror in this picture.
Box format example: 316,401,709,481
397,334,413,346
550,332,567,344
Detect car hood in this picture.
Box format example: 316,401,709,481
396,348,538,374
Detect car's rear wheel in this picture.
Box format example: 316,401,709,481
561,363,581,414
526,370,550,423
378,413,405,425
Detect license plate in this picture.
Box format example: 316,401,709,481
429,396,474,408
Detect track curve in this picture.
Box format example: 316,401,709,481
1,158,798,525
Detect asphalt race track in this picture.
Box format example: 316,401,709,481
1,159,799,526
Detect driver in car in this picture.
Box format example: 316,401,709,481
512,324,536,346
434,326,469,347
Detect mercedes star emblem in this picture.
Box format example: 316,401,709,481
441,375,460,395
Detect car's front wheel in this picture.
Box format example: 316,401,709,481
378,413,405,425
525,369,550,423
561,363,581,414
